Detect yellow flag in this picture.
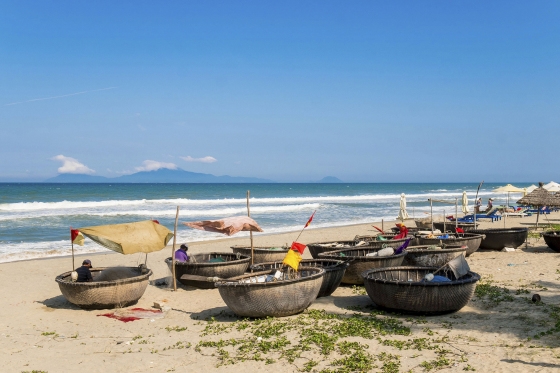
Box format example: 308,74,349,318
282,250,302,271
71,229,85,246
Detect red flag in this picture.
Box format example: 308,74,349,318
304,211,315,228
456,227,464,234
291,242,306,255
152,220,160,224
71,229,85,246
372,225,384,233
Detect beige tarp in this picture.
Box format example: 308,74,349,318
79,220,174,255
183,216,263,236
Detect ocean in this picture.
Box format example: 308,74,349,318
0,182,529,263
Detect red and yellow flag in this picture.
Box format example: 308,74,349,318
304,211,315,228
282,249,302,271
71,229,85,246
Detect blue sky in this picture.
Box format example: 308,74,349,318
1,1,559,182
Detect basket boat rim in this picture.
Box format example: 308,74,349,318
215,266,325,288
55,267,152,287
362,266,480,287
165,253,251,267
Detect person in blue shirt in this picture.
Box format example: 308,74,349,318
175,244,189,262
76,259,93,282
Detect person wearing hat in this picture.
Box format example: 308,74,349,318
486,198,494,212
76,259,93,282
175,244,189,262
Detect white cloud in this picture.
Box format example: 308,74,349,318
51,155,95,174
181,156,217,163
135,160,177,172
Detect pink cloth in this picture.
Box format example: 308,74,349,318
183,216,264,236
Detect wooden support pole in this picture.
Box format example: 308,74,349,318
247,191,254,267
172,206,180,291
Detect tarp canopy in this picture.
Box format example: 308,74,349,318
183,216,263,236
79,220,174,255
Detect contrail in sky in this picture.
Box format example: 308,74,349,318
4,87,118,106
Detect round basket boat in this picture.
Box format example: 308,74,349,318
403,245,466,267
318,247,407,285
307,241,370,259
230,246,289,264
471,228,528,250
215,267,324,317
165,252,250,287
417,233,485,257
250,259,349,297
55,267,152,310
541,231,560,253
433,222,477,232
362,266,480,314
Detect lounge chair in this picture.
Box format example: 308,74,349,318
503,208,532,218
458,207,502,223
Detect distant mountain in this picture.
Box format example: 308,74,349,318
317,176,343,183
44,168,274,183
44,173,110,183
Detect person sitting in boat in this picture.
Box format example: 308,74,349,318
76,259,93,282
175,244,189,262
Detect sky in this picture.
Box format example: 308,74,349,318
1,1,559,182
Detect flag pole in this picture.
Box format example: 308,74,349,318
172,206,180,291
294,210,316,243
70,227,75,270
247,191,254,267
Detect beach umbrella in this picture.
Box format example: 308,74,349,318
461,191,469,215
526,184,538,193
516,182,553,228
544,181,560,192
493,184,525,209
183,216,263,236
79,220,174,255
397,193,409,221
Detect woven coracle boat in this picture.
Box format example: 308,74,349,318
541,231,560,253
362,266,480,314
307,241,370,259
55,267,152,309
403,245,466,267
416,233,485,257
318,247,407,285
230,246,289,264
215,267,324,317
250,259,349,297
433,222,477,232
165,253,250,286
471,228,528,250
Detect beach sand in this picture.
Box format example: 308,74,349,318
1,215,560,372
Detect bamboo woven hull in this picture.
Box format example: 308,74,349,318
403,245,466,267
417,234,484,256
55,268,151,310
542,231,560,253
362,267,480,314
165,253,250,285
230,246,289,264
250,259,349,297
353,236,417,248
471,228,528,250
216,267,324,317
319,248,407,285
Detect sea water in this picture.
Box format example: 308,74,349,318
0,182,528,263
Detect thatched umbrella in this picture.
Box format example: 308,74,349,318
516,182,554,228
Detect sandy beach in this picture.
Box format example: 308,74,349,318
2,215,560,373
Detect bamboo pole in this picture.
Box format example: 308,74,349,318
171,206,180,291
443,209,446,233
430,199,434,232
381,219,384,233
70,228,75,270
455,198,458,232
247,191,254,267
